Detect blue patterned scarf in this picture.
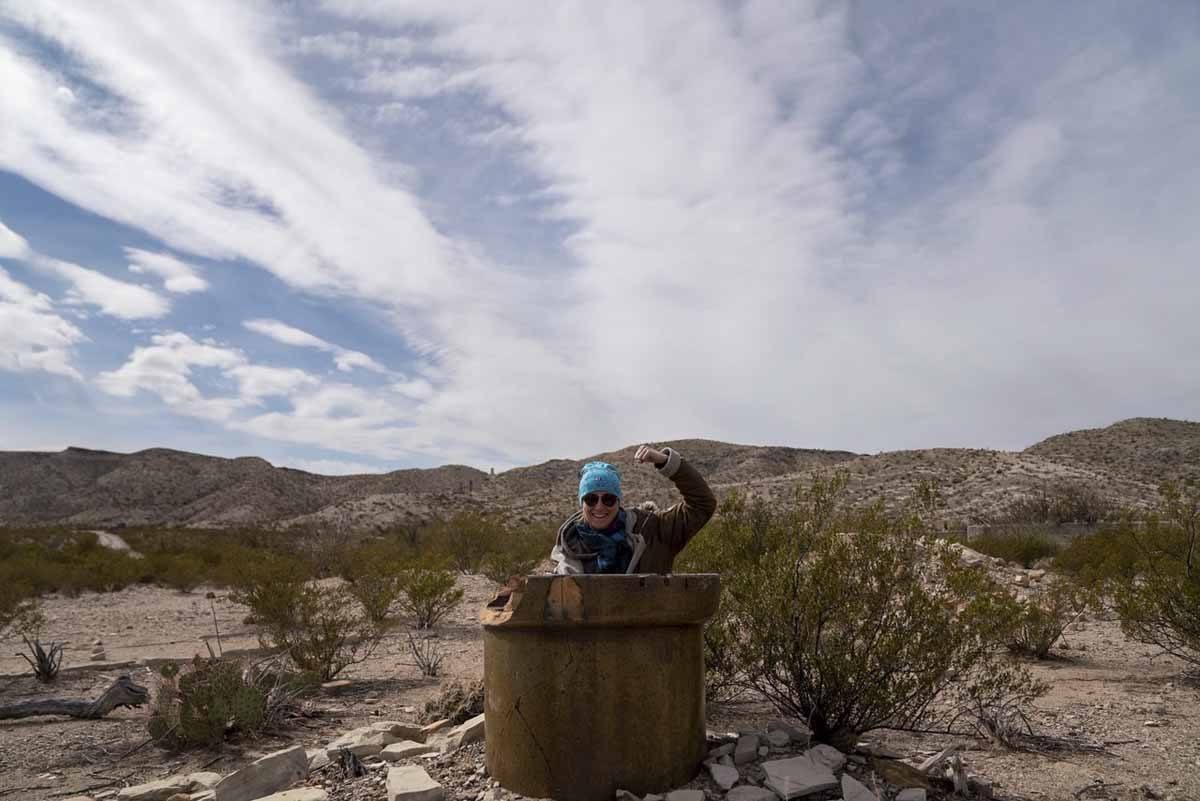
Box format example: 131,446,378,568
573,508,633,574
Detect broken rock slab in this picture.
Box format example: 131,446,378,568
895,789,927,801
372,720,426,742
725,788,778,801
762,754,838,800
733,734,760,765
841,773,880,801
706,761,739,790
306,749,330,772
382,741,439,761
441,713,485,751
325,727,398,757
664,792,704,801
249,791,328,801
767,719,813,747
386,765,444,801
805,744,846,773
117,772,219,801
213,745,307,801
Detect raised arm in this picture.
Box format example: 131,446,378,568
635,445,717,553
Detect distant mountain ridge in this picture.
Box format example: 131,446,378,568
0,417,1195,530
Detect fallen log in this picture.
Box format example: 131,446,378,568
0,674,148,720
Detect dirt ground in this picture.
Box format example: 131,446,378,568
1,579,1197,801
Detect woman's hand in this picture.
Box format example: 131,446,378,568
634,445,669,467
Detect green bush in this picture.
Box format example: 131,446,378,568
480,525,551,585
1053,521,1140,586
1110,483,1200,665
683,475,1043,750
423,512,500,573
397,556,464,629
343,542,409,624
1001,483,1112,526
420,678,484,725
967,526,1060,568
996,581,1088,659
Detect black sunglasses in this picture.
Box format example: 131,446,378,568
582,492,619,508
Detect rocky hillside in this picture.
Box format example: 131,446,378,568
0,418,1193,530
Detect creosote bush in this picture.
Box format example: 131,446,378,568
396,555,464,629
966,526,1061,568
995,580,1088,659
680,475,1044,750
1108,482,1200,665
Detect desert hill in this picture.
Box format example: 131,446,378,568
0,417,1194,530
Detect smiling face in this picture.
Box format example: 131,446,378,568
581,492,620,529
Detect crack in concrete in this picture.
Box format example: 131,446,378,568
513,694,557,788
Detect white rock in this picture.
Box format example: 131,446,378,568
734,734,759,765
382,741,439,761
664,792,703,801
372,720,426,742
116,777,191,801
895,789,927,801
707,743,736,759
804,744,846,772
767,720,813,746
766,730,790,748
762,755,838,800
724,788,777,801
706,762,739,790
841,773,879,801
248,791,327,801
186,773,221,790
213,745,308,801
386,765,444,801
443,714,486,751
306,749,330,772
1012,573,1029,587
326,727,398,757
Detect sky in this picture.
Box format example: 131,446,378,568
1,1,1198,474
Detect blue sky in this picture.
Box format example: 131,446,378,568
1,1,1198,474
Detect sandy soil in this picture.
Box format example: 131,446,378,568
1,579,1197,801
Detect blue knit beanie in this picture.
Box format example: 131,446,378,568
578,461,622,501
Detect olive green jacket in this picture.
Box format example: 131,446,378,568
550,448,717,575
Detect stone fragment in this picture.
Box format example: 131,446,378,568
325,727,398,757
249,791,327,801
116,777,191,801
734,734,760,765
382,741,439,761
61,797,97,801
767,730,790,748
1012,573,1029,587
189,793,215,801
804,744,846,772
643,795,663,801
707,743,736,759
614,791,640,801
706,761,739,790
761,755,838,800
386,765,444,801
766,719,812,747
186,774,221,790
213,745,307,801
841,773,879,801
320,680,352,693
372,720,426,742
1028,569,1046,581
664,792,704,801
306,749,330,772
718,755,734,767
442,713,485,751
895,790,926,801
757,746,769,757
166,795,189,801
725,788,777,801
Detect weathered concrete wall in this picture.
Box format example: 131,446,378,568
481,574,719,801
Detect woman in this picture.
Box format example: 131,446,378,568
550,444,717,575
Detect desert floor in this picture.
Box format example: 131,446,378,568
0,578,1197,801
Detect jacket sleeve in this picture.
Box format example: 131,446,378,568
650,448,717,553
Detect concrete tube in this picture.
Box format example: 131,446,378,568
481,573,720,801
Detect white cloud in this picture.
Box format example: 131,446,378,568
227,364,318,401
243,318,387,373
281,457,386,475
39,257,170,319
0,219,31,259
0,266,85,380
95,332,245,420
126,247,208,293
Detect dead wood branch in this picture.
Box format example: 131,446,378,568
0,674,147,720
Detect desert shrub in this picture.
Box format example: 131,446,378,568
480,524,552,585
147,657,305,749
967,526,1060,568
19,634,64,682
229,550,311,626
694,474,1043,750
996,581,1089,659
406,631,445,677
1053,521,1140,586
148,552,209,592
0,578,41,639
342,542,409,624
397,556,463,629
1000,483,1112,526
424,512,501,573
421,678,483,725
1109,483,1200,665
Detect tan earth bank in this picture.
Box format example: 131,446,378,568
1,568,1198,801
